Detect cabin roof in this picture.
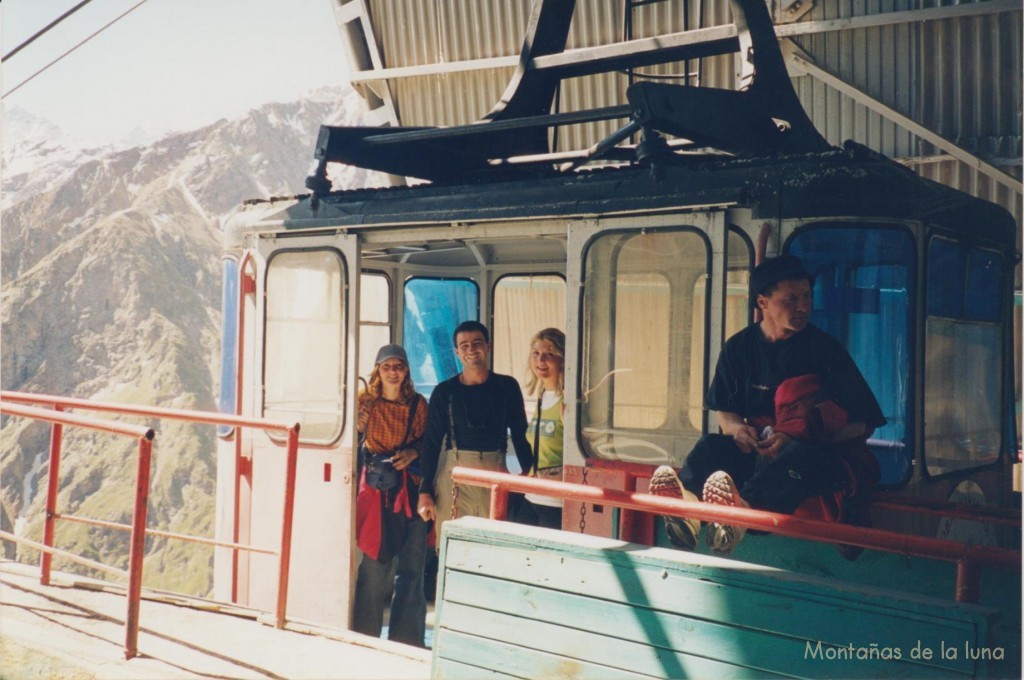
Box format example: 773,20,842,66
268,142,1015,247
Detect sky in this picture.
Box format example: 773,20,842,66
2,0,352,147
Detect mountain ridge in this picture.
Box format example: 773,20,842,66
1,84,381,595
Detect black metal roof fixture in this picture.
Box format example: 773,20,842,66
304,0,833,202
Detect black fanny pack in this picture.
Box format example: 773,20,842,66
364,452,402,491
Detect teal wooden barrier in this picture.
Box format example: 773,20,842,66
432,518,1000,679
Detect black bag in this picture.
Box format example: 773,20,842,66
360,397,419,492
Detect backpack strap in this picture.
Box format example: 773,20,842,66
396,396,419,451
529,392,542,474
447,391,459,452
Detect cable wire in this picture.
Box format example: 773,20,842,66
2,0,96,62
3,0,152,98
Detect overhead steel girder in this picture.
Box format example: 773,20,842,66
346,0,1021,86
479,0,577,158
312,0,831,182
312,0,582,182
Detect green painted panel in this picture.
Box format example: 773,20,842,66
442,534,989,672
431,658,519,679
441,574,968,679
431,519,1001,679
437,628,693,679
441,599,797,679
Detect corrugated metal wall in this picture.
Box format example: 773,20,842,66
913,4,1022,227
790,0,1022,227
791,1,917,157
357,0,1021,227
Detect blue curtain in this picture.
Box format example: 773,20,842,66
403,278,479,398
790,226,916,486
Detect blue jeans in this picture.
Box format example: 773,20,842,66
352,514,429,647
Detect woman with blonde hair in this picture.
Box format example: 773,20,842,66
353,344,429,647
516,328,566,529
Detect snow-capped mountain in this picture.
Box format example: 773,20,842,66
0,85,383,594
2,106,113,211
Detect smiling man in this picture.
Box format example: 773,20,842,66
650,255,886,558
417,321,532,542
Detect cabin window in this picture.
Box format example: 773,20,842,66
924,237,1004,477
724,228,754,339
403,277,479,398
580,228,709,465
217,257,239,437
264,250,346,443
491,274,567,393
359,272,392,379
789,226,916,486
691,230,754,429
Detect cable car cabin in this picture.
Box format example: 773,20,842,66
213,0,1019,674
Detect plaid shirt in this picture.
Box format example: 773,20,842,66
358,393,427,454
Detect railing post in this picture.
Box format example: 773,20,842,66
40,406,64,586
490,485,509,520
275,425,300,628
124,433,154,660
232,426,243,604
956,558,981,603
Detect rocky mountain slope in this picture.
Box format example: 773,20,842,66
1,86,382,595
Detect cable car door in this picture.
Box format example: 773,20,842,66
240,232,360,628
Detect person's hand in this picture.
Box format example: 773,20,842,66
417,493,436,522
757,431,792,459
390,447,418,471
731,425,760,454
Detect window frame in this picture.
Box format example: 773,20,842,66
490,271,567,389
358,269,394,381
576,225,713,465
402,275,481,399
217,255,240,439
785,220,918,489
261,247,349,447
921,232,1007,480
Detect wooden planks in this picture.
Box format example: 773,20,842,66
431,518,997,679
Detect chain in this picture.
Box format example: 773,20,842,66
578,464,589,533
451,481,459,520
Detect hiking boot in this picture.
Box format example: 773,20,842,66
703,471,749,555
649,466,701,550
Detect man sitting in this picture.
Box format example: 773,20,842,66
651,255,885,558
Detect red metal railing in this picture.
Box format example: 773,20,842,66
586,458,1022,528
450,467,1021,604
0,401,154,659
0,390,301,658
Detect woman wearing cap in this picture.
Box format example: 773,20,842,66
515,328,566,529
353,344,429,646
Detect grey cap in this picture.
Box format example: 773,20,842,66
375,344,408,365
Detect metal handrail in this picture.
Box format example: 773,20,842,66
450,467,1021,604
0,390,296,431
586,457,1022,526
0,401,154,659
52,513,278,555
0,391,302,657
